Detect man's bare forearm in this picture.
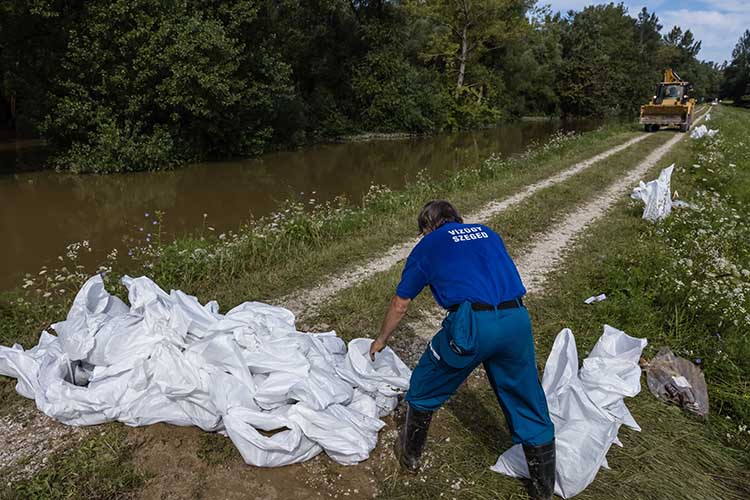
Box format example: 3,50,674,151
370,296,411,360
378,296,411,341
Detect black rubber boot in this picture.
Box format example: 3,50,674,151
395,404,433,473
522,441,556,500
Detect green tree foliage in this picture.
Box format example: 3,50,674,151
0,0,70,133
555,4,667,117
41,0,292,173
406,0,531,126
0,0,727,172
492,7,564,117
722,30,750,107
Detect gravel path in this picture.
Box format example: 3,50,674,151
516,129,688,293
281,133,651,320
410,112,706,342
0,405,85,483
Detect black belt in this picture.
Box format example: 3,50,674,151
447,298,524,313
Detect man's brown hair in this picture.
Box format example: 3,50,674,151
417,200,463,235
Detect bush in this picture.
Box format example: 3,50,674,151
42,0,291,173
352,49,451,133
52,117,186,173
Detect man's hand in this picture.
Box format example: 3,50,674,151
369,337,387,361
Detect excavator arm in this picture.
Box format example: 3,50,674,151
664,68,681,83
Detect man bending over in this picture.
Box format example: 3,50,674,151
370,200,556,500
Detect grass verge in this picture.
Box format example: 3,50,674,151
0,426,145,500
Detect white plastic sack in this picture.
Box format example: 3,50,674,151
583,293,606,305
491,325,647,498
0,275,411,467
630,164,674,221
690,124,717,139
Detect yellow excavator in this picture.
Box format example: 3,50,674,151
640,69,695,133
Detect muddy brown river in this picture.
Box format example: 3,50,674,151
0,120,599,291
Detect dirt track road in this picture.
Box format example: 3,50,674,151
281,132,653,321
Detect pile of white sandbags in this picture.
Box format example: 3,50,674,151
0,275,411,467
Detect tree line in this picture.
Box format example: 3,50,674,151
0,1,742,173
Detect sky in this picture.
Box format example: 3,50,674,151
542,0,749,64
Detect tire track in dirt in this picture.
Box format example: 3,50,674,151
281,132,653,320
516,117,703,294
409,112,706,343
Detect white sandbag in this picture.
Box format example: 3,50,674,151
223,406,322,467
631,164,674,221
0,274,411,467
491,325,647,498
690,124,717,139
288,397,384,464
583,293,606,305
338,338,411,417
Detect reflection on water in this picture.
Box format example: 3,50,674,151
0,120,599,290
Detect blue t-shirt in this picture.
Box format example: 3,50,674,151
395,222,526,309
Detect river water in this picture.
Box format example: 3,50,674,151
0,120,599,291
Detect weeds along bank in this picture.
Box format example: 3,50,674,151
0,123,640,356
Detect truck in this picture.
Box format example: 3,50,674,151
640,69,696,133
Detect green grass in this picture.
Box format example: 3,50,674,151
374,107,750,498
6,107,748,500
124,123,646,308
0,427,145,500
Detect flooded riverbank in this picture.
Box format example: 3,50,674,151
0,120,599,291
